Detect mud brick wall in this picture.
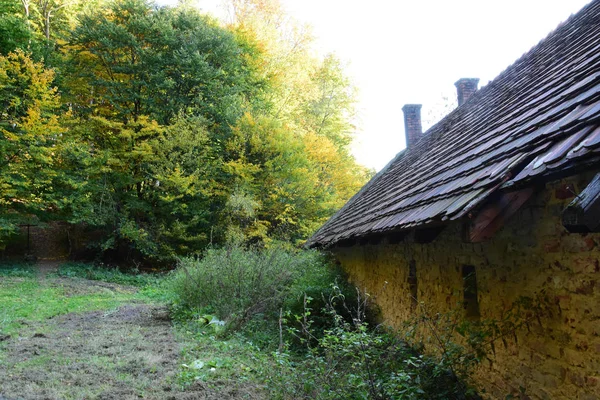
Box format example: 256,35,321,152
331,174,600,400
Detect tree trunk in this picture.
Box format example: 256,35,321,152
45,11,51,41
21,0,30,17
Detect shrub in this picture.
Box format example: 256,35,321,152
267,288,479,400
167,246,480,398
168,245,330,329
283,261,374,349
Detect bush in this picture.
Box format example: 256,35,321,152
167,246,479,398
283,271,376,350
169,245,333,329
268,288,479,400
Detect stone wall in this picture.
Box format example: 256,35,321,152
331,174,600,399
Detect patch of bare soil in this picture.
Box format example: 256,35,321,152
49,276,140,296
36,260,63,279
0,303,263,400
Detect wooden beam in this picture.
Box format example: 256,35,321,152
466,187,535,243
563,173,600,233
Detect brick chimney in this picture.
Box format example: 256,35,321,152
402,104,423,148
454,78,479,106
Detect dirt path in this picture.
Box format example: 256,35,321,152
35,259,63,279
0,268,263,400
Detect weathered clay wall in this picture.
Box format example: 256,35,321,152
332,174,600,399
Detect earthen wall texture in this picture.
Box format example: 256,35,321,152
331,175,599,400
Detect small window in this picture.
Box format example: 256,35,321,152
462,265,480,319
408,260,418,310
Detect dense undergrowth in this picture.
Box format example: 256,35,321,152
0,262,36,278
0,249,481,399
167,245,480,399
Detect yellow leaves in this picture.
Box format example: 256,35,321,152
230,0,319,123
156,166,200,203
223,159,260,183
0,50,60,123
303,131,338,164
1,129,19,141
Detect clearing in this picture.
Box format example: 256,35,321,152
0,262,263,400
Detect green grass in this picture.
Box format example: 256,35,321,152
0,260,168,338
0,260,169,340
0,279,139,336
174,318,271,391
54,262,164,287
0,262,266,398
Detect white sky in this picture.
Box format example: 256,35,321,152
159,0,592,170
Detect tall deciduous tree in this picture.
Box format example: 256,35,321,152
61,0,267,262
0,50,63,245
33,0,78,44
0,0,37,55
224,0,371,244
0,0,371,261
67,0,264,129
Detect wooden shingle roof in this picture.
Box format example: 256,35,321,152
307,0,600,248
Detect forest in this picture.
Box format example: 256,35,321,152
0,0,371,264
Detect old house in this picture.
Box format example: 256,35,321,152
307,2,600,399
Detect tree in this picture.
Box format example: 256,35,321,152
225,0,371,243
301,54,357,150
0,0,371,261
227,0,317,124
58,113,222,262
60,0,267,262
223,113,370,244
0,0,84,59
0,0,37,55
0,50,63,246
33,0,79,44
67,0,265,129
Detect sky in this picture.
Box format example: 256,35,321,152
158,0,592,170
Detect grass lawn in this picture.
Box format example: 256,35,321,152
0,262,265,400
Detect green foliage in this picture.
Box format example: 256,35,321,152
223,112,371,245
67,0,263,128
55,261,160,287
224,114,313,242
283,273,367,350
55,0,272,263
169,246,328,328
0,261,36,277
301,54,357,151
0,0,370,264
0,0,88,60
268,288,478,400
0,0,37,55
225,1,372,245
0,50,62,247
